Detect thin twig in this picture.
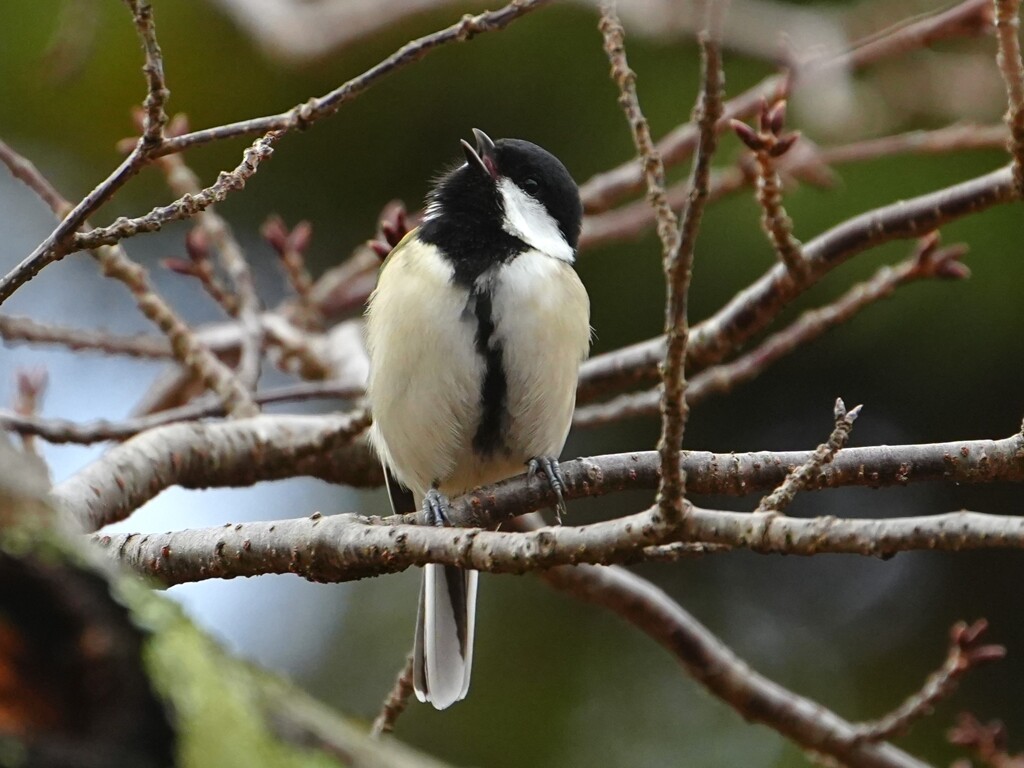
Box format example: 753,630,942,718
577,165,1016,401
755,398,862,513
853,620,1005,742
370,654,416,739
733,99,806,277
579,124,1008,252
0,314,172,358
164,227,239,315
657,26,723,533
0,139,73,217
150,0,549,159
262,216,318,327
95,241,259,417
0,0,174,305
0,134,258,417
574,237,970,429
0,380,363,444
948,712,1024,767
12,367,47,456
598,3,680,264
74,134,277,252
599,2,723,531
995,0,1024,192
154,129,263,393
578,0,993,214
536,562,928,768
0,0,547,306
126,0,170,145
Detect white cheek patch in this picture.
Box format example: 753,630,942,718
497,177,575,264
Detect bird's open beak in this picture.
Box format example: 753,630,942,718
461,128,498,180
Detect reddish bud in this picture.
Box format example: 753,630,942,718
768,100,788,134
16,367,48,400
369,240,392,260
758,97,771,132
966,644,1007,665
261,214,288,252
917,231,941,255
166,113,191,138
185,227,210,262
289,220,313,253
730,119,763,151
162,257,198,276
768,131,800,157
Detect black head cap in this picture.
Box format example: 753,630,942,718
421,131,583,262
488,135,583,251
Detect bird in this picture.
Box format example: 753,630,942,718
364,129,590,709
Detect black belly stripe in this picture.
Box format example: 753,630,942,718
471,289,507,456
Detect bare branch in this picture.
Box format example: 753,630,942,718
0,0,175,305
154,132,263,393
0,139,73,217
125,0,170,145
57,411,373,531
755,397,861,513
0,380,363,444
94,503,1024,587
995,0,1024,191
57,422,1024,532
579,124,1008,253
578,0,993,214
73,134,277,253
538,563,929,768
370,655,415,739
578,165,1016,401
600,3,723,531
853,620,1005,742
0,0,547,306
598,3,680,264
262,216,318,326
0,134,258,417
573,236,970,428
0,314,172,358
150,0,550,159
658,26,723,531
732,99,807,277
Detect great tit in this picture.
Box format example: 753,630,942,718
365,129,590,710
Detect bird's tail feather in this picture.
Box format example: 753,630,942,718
413,564,478,709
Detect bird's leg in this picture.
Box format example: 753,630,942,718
527,456,567,525
422,486,452,528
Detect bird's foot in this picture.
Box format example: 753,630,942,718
422,487,452,527
528,456,567,525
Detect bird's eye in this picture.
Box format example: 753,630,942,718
522,177,540,194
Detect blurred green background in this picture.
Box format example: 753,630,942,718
1,1,1023,766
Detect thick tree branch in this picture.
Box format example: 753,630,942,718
94,501,1024,589
56,411,373,532
56,417,1024,532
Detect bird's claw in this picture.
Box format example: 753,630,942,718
528,456,568,525
422,488,452,527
